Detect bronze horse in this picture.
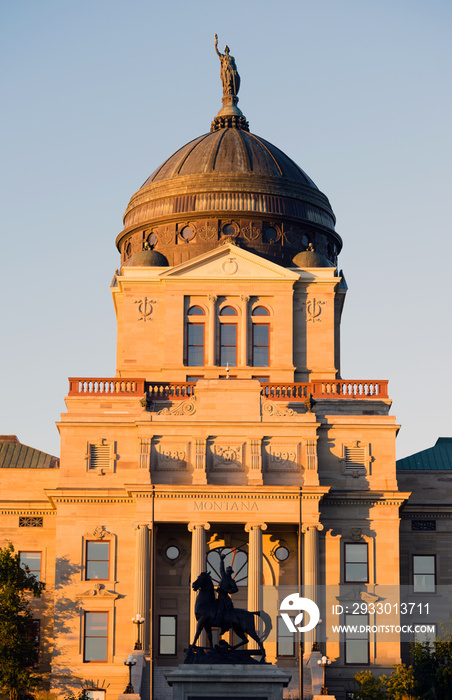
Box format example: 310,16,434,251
190,571,271,659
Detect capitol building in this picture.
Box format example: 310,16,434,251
1,44,450,700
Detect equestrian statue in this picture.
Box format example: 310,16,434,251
187,553,271,663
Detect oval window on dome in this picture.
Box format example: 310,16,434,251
125,241,132,258
180,226,195,241
264,227,278,242
219,306,237,316
187,306,205,316
222,224,236,237
147,232,158,247
252,306,269,316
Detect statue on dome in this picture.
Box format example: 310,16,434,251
214,34,241,97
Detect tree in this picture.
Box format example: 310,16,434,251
0,543,44,700
354,633,452,700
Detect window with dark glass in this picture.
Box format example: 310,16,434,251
220,324,237,366
84,612,108,662
187,305,204,316
86,541,110,580
344,543,368,582
277,617,295,656
219,306,237,316
252,324,269,366
413,555,436,592
345,614,369,664
252,306,270,316
19,552,41,582
187,324,204,366
159,615,177,655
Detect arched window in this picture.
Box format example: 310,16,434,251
186,306,205,366
219,307,237,366
206,546,248,586
252,306,269,316
219,306,237,316
251,306,270,367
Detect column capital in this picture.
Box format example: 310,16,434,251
132,522,152,531
240,294,250,303
188,522,211,532
208,294,217,303
301,523,324,534
244,523,267,533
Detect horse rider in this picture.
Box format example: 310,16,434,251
217,552,239,631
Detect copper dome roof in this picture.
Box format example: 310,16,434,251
144,129,318,187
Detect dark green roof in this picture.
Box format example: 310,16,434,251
397,438,452,471
0,436,59,469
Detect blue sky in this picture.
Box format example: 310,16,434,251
0,0,451,458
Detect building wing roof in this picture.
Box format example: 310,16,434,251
396,437,452,471
0,435,59,469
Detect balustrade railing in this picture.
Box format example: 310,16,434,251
68,378,388,400
68,378,146,396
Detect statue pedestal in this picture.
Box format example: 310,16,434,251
165,664,291,700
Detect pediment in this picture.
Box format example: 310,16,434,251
159,243,299,281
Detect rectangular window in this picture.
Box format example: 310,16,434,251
252,324,269,366
19,552,41,582
345,614,369,664
413,555,436,592
252,376,270,383
86,541,110,580
277,617,295,657
187,324,204,366
220,324,236,366
345,543,368,583
84,612,108,662
24,619,40,668
415,623,436,646
159,615,177,655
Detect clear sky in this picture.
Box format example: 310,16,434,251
0,0,451,459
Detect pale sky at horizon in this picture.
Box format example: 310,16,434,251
1,0,451,460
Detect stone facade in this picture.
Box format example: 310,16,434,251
0,86,426,700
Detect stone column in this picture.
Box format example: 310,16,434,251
207,295,217,365
133,523,150,647
302,524,323,652
188,522,210,641
240,295,249,366
245,523,267,648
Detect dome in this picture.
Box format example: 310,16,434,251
292,248,334,268
127,249,169,267
117,79,342,269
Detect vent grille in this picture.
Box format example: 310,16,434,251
19,517,43,527
89,444,110,470
344,446,366,469
412,520,436,531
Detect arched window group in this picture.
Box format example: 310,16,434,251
185,302,271,368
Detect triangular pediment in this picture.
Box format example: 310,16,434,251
159,243,299,281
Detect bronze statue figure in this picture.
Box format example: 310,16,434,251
187,555,271,663
214,34,240,97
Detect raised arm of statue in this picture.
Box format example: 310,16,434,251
214,33,222,59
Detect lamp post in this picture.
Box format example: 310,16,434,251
133,613,145,650
317,655,332,695
123,655,137,694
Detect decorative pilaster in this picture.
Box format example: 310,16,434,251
302,523,323,651
240,295,249,366
193,439,207,484
188,522,211,641
207,295,217,365
133,523,151,647
247,438,263,485
245,522,267,648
